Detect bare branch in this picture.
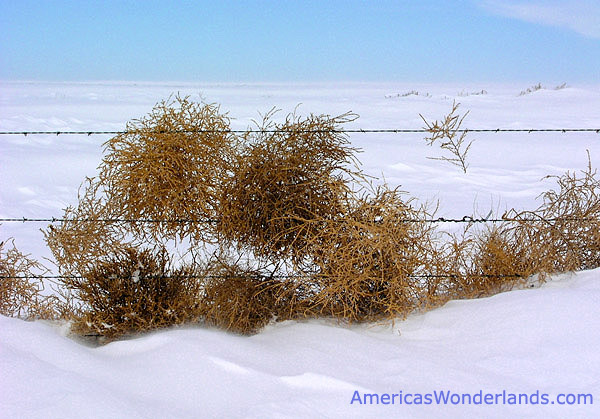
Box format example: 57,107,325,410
420,101,475,173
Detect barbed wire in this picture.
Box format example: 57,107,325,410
0,128,599,136
0,217,219,224
0,273,523,280
0,216,594,224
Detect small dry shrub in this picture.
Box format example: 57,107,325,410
0,239,58,319
444,226,538,299
99,95,235,243
531,155,600,271
199,257,284,334
67,246,204,340
439,155,599,300
473,227,537,279
305,185,436,321
44,178,132,275
217,110,359,262
477,155,600,281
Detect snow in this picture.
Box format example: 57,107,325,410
1,81,599,417
1,270,598,418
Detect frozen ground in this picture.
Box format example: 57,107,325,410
1,81,599,417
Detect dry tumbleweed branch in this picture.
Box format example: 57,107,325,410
0,238,61,319
420,101,475,173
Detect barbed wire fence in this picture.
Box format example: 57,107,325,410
0,273,525,281
0,216,595,224
1,128,599,136
2,125,598,224
2,126,598,281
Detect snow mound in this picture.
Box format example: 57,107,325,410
1,270,598,418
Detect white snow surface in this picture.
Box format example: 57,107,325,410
1,81,599,417
1,271,599,418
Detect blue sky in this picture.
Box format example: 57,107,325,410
1,0,598,82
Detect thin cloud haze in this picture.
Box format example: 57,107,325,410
477,0,600,39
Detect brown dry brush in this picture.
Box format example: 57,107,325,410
216,109,361,263
43,102,365,336
301,184,440,322
99,95,236,243
432,226,534,301
42,96,237,338
37,95,600,339
531,154,600,271
494,154,600,276
43,180,204,339
436,154,600,300
0,238,61,320
188,247,319,334
199,255,283,334
68,246,205,340
44,177,133,275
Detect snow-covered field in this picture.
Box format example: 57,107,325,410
1,81,599,418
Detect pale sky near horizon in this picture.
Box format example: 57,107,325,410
1,0,599,83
